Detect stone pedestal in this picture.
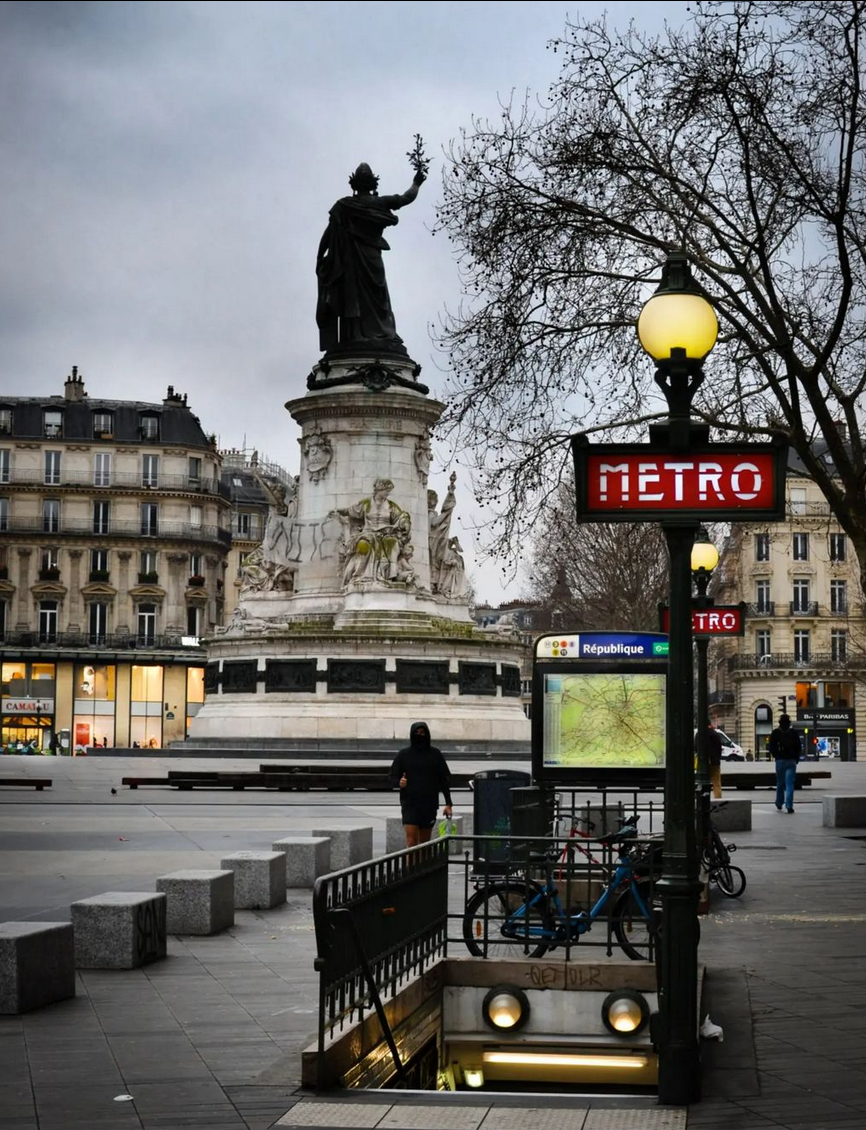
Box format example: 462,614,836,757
191,353,530,748
0,922,75,1013
72,892,166,969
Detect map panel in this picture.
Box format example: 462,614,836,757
543,671,666,768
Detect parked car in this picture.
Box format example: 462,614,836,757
694,727,747,760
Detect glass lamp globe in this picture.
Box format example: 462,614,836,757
638,291,719,361
487,991,522,1028
691,530,720,574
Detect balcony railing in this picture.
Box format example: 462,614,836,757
746,601,776,617
0,629,204,652
789,601,819,617
6,516,231,546
2,468,230,499
729,652,866,671
708,690,735,706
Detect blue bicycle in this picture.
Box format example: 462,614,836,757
463,816,660,961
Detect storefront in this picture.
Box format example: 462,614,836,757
2,661,57,751
795,706,856,761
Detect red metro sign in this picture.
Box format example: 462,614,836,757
659,605,746,636
573,442,787,523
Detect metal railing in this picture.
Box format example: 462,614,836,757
708,689,735,706
0,629,204,653
729,651,865,670
746,601,775,617
0,468,230,499
790,601,819,617
4,516,231,546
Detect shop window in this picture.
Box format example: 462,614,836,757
1,661,26,696
130,664,163,749
796,681,818,708
131,665,163,702
823,681,853,708
75,664,116,700
755,704,773,757
186,666,205,732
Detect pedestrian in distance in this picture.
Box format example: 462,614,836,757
706,719,723,799
770,713,802,813
389,721,453,848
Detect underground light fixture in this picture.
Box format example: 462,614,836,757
601,989,650,1035
481,985,530,1032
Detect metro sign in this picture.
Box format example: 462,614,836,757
659,604,746,636
573,441,787,522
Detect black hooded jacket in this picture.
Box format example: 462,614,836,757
389,722,452,808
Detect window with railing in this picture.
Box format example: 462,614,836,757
88,602,108,645
789,487,807,515
755,533,770,561
42,499,60,534
186,605,201,637
794,629,811,663
139,550,158,583
142,454,159,488
137,603,157,645
831,631,847,664
39,600,58,643
0,449,9,484
792,532,809,561
829,533,847,562
44,450,62,486
140,503,158,536
139,414,159,441
188,456,202,484
94,452,111,487
43,410,63,438
756,629,772,658
830,580,848,614
93,500,110,535
0,498,8,532
92,411,113,438
755,579,772,613
40,548,59,578
792,579,811,613
90,548,109,582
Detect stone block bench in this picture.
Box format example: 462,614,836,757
311,825,372,871
155,870,234,935
822,795,866,828
1,922,75,1013
272,837,330,887
220,851,286,909
72,892,166,969
711,799,752,832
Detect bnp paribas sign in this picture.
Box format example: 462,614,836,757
572,440,787,523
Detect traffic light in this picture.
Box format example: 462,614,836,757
778,696,787,714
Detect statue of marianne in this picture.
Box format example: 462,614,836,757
316,161,425,354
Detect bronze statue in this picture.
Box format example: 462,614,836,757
316,142,428,355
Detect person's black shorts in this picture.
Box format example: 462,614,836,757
401,804,437,829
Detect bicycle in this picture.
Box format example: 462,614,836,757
463,816,661,962
704,803,746,898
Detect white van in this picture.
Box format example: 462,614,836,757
716,729,746,761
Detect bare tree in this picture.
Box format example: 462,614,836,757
436,2,866,593
524,482,670,632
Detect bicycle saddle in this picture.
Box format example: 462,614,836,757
596,815,641,846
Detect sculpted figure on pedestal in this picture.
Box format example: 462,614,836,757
414,432,432,483
428,472,457,593
303,426,333,482
239,474,299,596
331,478,412,586
316,156,426,354
438,536,467,600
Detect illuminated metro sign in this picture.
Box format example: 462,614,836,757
572,441,787,522
659,604,746,636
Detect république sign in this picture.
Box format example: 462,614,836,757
573,442,787,522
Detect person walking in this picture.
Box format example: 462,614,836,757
770,713,802,813
389,721,453,848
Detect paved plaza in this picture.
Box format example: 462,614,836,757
1,756,866,1129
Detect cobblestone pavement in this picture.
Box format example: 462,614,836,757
1,756,865,1129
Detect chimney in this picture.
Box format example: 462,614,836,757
64,365,86,401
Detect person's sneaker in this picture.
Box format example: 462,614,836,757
786,808,795,814
775,805,783,812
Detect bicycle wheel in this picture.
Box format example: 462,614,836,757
463,883,553,959
713,864,746,898
611,882,658,961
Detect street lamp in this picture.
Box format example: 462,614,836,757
637,251,718,1105
692,528,720,851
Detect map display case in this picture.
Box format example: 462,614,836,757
531,632,669,787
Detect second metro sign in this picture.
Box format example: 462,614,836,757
572,441,787,523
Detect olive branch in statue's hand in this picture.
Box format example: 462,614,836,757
407,134,430,183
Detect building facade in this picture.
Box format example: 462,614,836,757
0,369,230,750
708,454,864,761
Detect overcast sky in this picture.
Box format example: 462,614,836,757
0,0,691,603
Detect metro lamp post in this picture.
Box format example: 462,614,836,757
637,252,719,1105
692,528,720,849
